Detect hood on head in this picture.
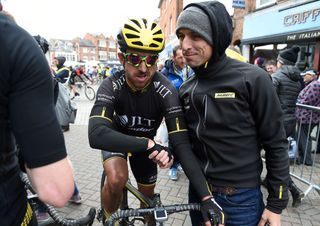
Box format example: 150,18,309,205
176,1,233,63
55,56,66,68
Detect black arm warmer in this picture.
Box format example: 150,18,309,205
88,117,148,153
169,131,212,199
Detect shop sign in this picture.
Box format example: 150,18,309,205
287,30,320,41
232,0,245,9
284,8,320,27
243,1,320,44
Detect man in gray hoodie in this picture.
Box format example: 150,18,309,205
176,1,289,225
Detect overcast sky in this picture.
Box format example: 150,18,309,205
2,0,233,40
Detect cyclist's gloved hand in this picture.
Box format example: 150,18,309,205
201,197,225,225
147,143,173,162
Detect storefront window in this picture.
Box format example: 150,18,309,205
256,0,276,8
296,43,315,71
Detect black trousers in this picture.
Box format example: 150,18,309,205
297,123,315,165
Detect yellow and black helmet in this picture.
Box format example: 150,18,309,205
117,18,165,54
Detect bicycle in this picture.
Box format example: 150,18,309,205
73,81,96,101
91,74,104,86
97,171,220,226
20,172,96,226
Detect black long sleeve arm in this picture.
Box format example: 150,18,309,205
88,117,148,153
166,116,212,199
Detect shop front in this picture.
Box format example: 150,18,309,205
242,0,320,71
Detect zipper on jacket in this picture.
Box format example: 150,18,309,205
190,81,211,175
203,95,208,129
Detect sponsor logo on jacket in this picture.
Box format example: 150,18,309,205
214,92,235,99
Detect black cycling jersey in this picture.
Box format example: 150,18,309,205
99,71,179,132
0,14,67,225
89,70,212,199
89,70,185,150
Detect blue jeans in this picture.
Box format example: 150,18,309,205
189,184,265,226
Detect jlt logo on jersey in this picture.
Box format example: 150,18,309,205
153,81,172,98
118,115,155,128
112,76,125,91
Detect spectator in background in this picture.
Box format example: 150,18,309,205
53,56,70,83
265,59,277,75
273,46,301,137
102,65,111,78
296,68,320,166
254,56,265,70
226,45,247,62
160,45,194,181
269,46,304,207
301,68,318,86
317,140,320,154
161,45,194,90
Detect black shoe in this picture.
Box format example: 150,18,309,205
292,191,304,207
289,182,304,207
75,92,80,96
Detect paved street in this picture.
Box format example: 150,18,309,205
57,93,320,226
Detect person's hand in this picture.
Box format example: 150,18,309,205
149,149,173,168
147,143,173,169
258,209,281,226
201,197,225,226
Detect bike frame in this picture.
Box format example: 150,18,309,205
99,171,201,226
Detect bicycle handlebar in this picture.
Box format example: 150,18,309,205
105,203,200,226
45,206,96,226
20,172,96,226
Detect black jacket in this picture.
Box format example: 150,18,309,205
271,65,301,122
179,1,289,214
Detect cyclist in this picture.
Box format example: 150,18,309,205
69,65,94,98
89,18,223,225
0,5,74,226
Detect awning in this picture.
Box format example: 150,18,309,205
242,29,320,45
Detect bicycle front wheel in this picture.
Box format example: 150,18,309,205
84,86,96,101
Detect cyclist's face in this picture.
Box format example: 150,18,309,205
119,51,158,90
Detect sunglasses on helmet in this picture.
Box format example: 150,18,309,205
123,53,158,68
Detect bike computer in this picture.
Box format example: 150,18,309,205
154,208,168,222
